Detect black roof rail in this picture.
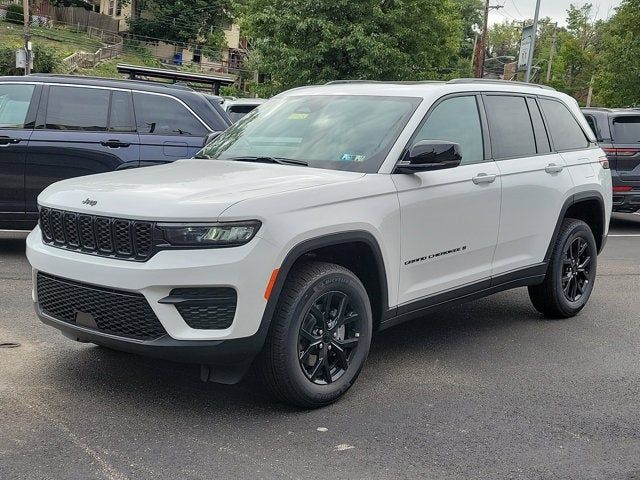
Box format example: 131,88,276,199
325,80,445,85
447,78,556,91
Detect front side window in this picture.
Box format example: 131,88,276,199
198,95,421,173
46,86,110,131
133,93,208,137
484,95,537,159
413,96,484,165
539,98,590,151
611,116,640,144
0,84,35,128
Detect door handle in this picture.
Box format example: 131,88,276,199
101,140,131,149
0,137,20,147
472,173,497,185
545,163,564,174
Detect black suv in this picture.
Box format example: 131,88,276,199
583,107,640,213
0,75,231,230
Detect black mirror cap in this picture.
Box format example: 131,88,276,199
395,140,462,173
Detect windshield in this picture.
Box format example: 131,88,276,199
198,95,421,173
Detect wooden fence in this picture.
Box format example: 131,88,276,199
52,6,119,33
62,27,123,72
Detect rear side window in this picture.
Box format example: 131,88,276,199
228,104,258,123
584,115,598,138
611,116,640,144
133,93,208,136
539,98,590,151
46,86,110,131
484,95,537,158
109,91,135,132
414,95,484,165
0,84,35,128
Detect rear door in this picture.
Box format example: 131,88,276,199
25,85,140,214
132,92,211,165
487,94,575,276
0,82,39,219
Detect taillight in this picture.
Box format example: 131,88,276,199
613,186,633,192
599,156,610,169
602,147,640,157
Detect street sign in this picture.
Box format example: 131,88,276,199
518,25,534,72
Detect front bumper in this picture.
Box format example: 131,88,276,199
27,227,280,346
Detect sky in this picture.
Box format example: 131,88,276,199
489,0,623,26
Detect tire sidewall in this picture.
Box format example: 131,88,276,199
282,271,372,403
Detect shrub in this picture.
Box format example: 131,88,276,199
6,4,26,25
0,43,62,76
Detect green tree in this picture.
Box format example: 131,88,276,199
242,0,462,94
595,0,640,106
129,0,233,46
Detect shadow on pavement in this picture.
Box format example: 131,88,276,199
38,291,540,414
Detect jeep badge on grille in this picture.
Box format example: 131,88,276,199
82,198,98,206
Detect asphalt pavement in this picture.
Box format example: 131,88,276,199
1,214,640,480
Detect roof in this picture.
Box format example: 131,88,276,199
282,78,568,102
1,74,205,97
582,107,640,116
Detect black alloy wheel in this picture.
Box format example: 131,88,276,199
561,236,593,302
298,291,362,385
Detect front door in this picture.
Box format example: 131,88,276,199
393,95,501,306
0,83,38,220
25,85,140,214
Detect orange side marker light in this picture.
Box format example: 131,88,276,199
264,268,280,300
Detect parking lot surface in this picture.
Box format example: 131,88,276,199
1,214,640,480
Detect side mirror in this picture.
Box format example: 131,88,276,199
203,130,222,147
395,140,462,173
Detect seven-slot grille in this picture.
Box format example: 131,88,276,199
39,207,154,261
36,272,167,340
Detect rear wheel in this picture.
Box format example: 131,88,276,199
528,218,597,318
259,261,372,408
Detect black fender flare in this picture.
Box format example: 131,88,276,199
544,190,607,263
254,231,390,346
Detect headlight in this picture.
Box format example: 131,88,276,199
157,221,261,247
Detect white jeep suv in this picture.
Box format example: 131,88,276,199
27,79,612,407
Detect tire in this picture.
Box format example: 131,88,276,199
259,261,373,408
528,218,598,318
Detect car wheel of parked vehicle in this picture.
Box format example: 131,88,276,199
259,261,373,408
528,218,598,318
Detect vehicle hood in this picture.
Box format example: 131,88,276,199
38,159,365,221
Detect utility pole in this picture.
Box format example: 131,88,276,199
22,0,31,75
545,22,557,83
586,75,594,107
475,0,503,78
525,0,542,83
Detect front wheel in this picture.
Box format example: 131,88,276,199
259,261,373,408
528,218,598,318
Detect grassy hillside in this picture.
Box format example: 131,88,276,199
0,20,159,76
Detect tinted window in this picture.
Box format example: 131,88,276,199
133,93,208,136
414,96,484,165
527,98,551,153
228,104,258,123
612,116,640,144
539,98,589,150
109,91,135,132
0,84,35,128
46,86,109,131
484,95,536,158
584,115,598,138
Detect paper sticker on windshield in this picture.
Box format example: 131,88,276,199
289,112,309,120
340,153,366,162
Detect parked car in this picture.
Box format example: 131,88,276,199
224,98,266,122
582,107,640,213
28,79,611,407
0,75,231,230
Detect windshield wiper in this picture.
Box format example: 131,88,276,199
227,156,309,166
194,153,210,159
